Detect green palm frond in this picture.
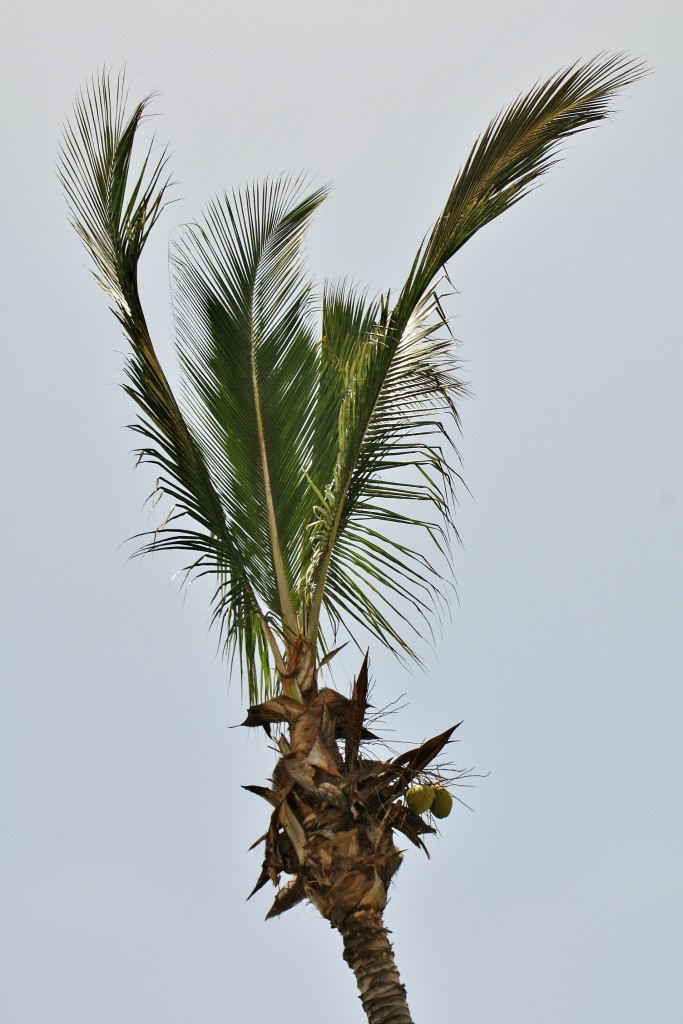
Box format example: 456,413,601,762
304,53,645,659
308,280,382,509
58,71,170,307
393,52,647,328
305,287,464,658
171,178,328,645
59,71,284,700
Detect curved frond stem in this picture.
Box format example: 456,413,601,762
250,316,298,639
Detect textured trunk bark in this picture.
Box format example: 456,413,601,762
339,908,414,1024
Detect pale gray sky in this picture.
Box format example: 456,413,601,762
2,2,681,1023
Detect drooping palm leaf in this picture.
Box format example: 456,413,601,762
58,72,285,700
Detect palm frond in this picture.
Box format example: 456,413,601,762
59,71,283,701
307,280,382,515
171,177,329,643
303,53,646,661
393,52,648,328
305,288,464,658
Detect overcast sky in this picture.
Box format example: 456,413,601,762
2,2,681,1023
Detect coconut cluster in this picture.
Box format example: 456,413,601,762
405,784,453,819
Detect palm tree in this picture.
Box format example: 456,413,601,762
59,55,644,1024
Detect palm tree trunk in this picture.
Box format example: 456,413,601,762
338,908,414,1024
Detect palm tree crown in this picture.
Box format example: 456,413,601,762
59,55,645,704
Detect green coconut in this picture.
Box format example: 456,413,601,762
431,786,453,819
405,784,435,815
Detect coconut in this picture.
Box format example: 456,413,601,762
431,786,453,819
405,784,435,815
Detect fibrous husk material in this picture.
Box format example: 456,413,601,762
242,653,460,927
